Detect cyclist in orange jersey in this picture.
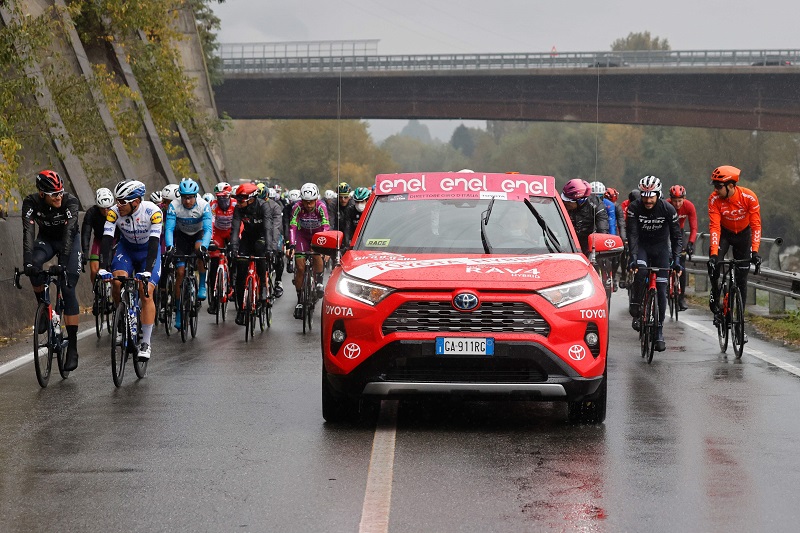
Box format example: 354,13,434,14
707,165,762,335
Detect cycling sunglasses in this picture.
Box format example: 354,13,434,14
712,182,728,189
43,190,64,198
116,197,138,206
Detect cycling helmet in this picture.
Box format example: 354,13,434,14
162,184,180,201
710,165,740,183
178,177,199,196
589,181,606,196
150,190,163,204
214,181,231,194
604,187,619,203
352,186,371,202
300,183,320,201
669,184,686,198
36,170,64,193
95,187,114,208
324,189,336,200
561,179,592,202
638,175,662,197
202,193,214,203
628,189,641,203
268,187,278,200
256,182,267,199
338,182,352,196
231,185,239,196
114,180,146,201
288,189,301,203
235,182,258,199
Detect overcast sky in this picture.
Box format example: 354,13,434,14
211,0,798,140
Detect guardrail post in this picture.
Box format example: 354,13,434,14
768,238,785,314
694,233,708,292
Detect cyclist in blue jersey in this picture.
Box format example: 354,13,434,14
164,178,212,330
98,180,162,362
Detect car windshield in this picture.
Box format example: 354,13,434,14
354,195,577,254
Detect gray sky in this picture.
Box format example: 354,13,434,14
211,0,798,141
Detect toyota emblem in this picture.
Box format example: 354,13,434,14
453,292,479,311
317,236,327,246
568,345,586,361
604,239,616,248
343,343,361,359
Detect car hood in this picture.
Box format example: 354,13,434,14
341,252,592,290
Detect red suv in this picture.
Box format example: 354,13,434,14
312,172,622,424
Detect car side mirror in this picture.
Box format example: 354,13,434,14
588,233,624,260
311,230,345,257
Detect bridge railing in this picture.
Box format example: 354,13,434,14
220,49,800,75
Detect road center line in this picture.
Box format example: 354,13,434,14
0,327,97,377
681,317,800,378
359,400,398,533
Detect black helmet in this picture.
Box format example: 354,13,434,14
628,189,641,203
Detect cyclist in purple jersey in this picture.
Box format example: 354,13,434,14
286,183,330,319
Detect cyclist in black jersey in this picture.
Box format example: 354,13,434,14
22,170,82,371
81,188,115,285
626,175,683,352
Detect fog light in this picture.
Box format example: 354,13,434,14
332,329,346,343
585,332,599,347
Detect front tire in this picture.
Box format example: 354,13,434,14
33,303,52,388
321,366,360,423
111,303,128,387
717,283,729,353
731,287,745,359
568,369,607,424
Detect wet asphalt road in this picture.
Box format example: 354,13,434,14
3,290,800,532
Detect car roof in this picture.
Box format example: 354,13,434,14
373,172,557,200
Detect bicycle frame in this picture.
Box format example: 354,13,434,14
235,254,268,341
713,258,754,358
110,275,149,387
634,266,661,364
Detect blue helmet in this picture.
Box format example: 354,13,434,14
179,178,200,196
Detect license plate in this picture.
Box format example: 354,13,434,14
435,337,494,355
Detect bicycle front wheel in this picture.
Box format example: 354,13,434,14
111,302,128,387
641,289,657,363
667,272,677,320
94,279,104,338
731,286,746,359
189,279,198,339
717,284,729,353
163,272,174,336
215,268,224,324
180,279,191,343
55,309,69,380
33,303,52,388
244,278,253,342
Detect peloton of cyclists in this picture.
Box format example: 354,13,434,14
626,175,683,353
98,180,162,362
22,170,83,371
667,184,698,311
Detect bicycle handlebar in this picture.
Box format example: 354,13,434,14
111,275,151,299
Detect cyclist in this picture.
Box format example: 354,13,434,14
561,178,609,256
667,184,698,311
707,165,762,334
589,181,617,236
202,192,214,204
229,183,280,325
164,178,212,330
344,186,371,243
98,180,162,362
161,183,180,209
267,187,286,297
206,182,237,314
626,175,683,352
604,187,627,290
333,182,353,233
286,183,330,319
621,189,640,224
282,189,301,268
22,170,82,371
82,187,115,286
324,189,337,223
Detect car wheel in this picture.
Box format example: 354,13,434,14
567,370,607,424
322,366,360,423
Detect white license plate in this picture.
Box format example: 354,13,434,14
435,337,494,355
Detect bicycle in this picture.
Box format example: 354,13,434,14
159,257,175,336
634,266,662,364
297,252,322,334
208,243,233,324
13,265,71,387
172,253,205,343
92,273,113,337
109,274,149,387
235,253,271,342
711,258,758,359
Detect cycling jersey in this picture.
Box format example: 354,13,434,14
22,192,80,267
602,198,617,236
566,196,609,255
229,198,280,253
626,198,682,263
164,197,212,248
667,198,698,246
102,201,163,279
288,200,331,253
708,186,761,256
81,204,108,259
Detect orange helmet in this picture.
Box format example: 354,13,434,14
710,165,740,183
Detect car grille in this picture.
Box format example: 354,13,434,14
382,301,550,336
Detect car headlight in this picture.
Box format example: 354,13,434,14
538,276,595,308
336,273,394,306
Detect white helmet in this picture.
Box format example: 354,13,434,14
268,187,278,200
324,189,336,200
589,181,606,196
202,193,214,203
95,187,114,208
161,183,180,201
113,180,146,201
231,185,239,196
288,189,301,203
150,190,163,203
300,183,319,201
638,175,662,197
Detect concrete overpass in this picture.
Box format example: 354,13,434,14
214,47,800,132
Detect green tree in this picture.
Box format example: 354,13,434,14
611,31,670,51
450,124,476,157
399,119,432,143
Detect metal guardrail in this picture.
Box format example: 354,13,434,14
220,48,800,75
684,233,800,315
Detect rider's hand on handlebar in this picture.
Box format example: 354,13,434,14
686,241,694,258
707,254,718,271
751,251,762,267
24,263,40,277
98,268,112,281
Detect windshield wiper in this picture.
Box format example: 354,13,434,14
524,198,562,253
480,197,495,254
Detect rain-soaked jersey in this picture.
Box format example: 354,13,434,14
708,186,761,255
104,201,163,250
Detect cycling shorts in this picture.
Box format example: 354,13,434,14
112,239,161,286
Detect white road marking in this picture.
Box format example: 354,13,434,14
681,317,800,378
0,327,97,377
359,400,398,533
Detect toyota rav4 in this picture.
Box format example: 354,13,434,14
312,172,622,424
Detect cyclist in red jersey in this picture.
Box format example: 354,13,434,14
207,182,237,314
667,184,697,310
707,165,762,336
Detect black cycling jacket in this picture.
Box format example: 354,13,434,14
21,192,80,266
230,198,277,252
626,198,683,262
81,204,106,255
567,196,609,254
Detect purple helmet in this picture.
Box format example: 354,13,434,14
561,179,591,202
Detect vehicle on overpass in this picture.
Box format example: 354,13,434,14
312,171,623,424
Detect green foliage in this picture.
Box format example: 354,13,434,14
189,0,224,86
611,31,671,51
381,134,468,173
